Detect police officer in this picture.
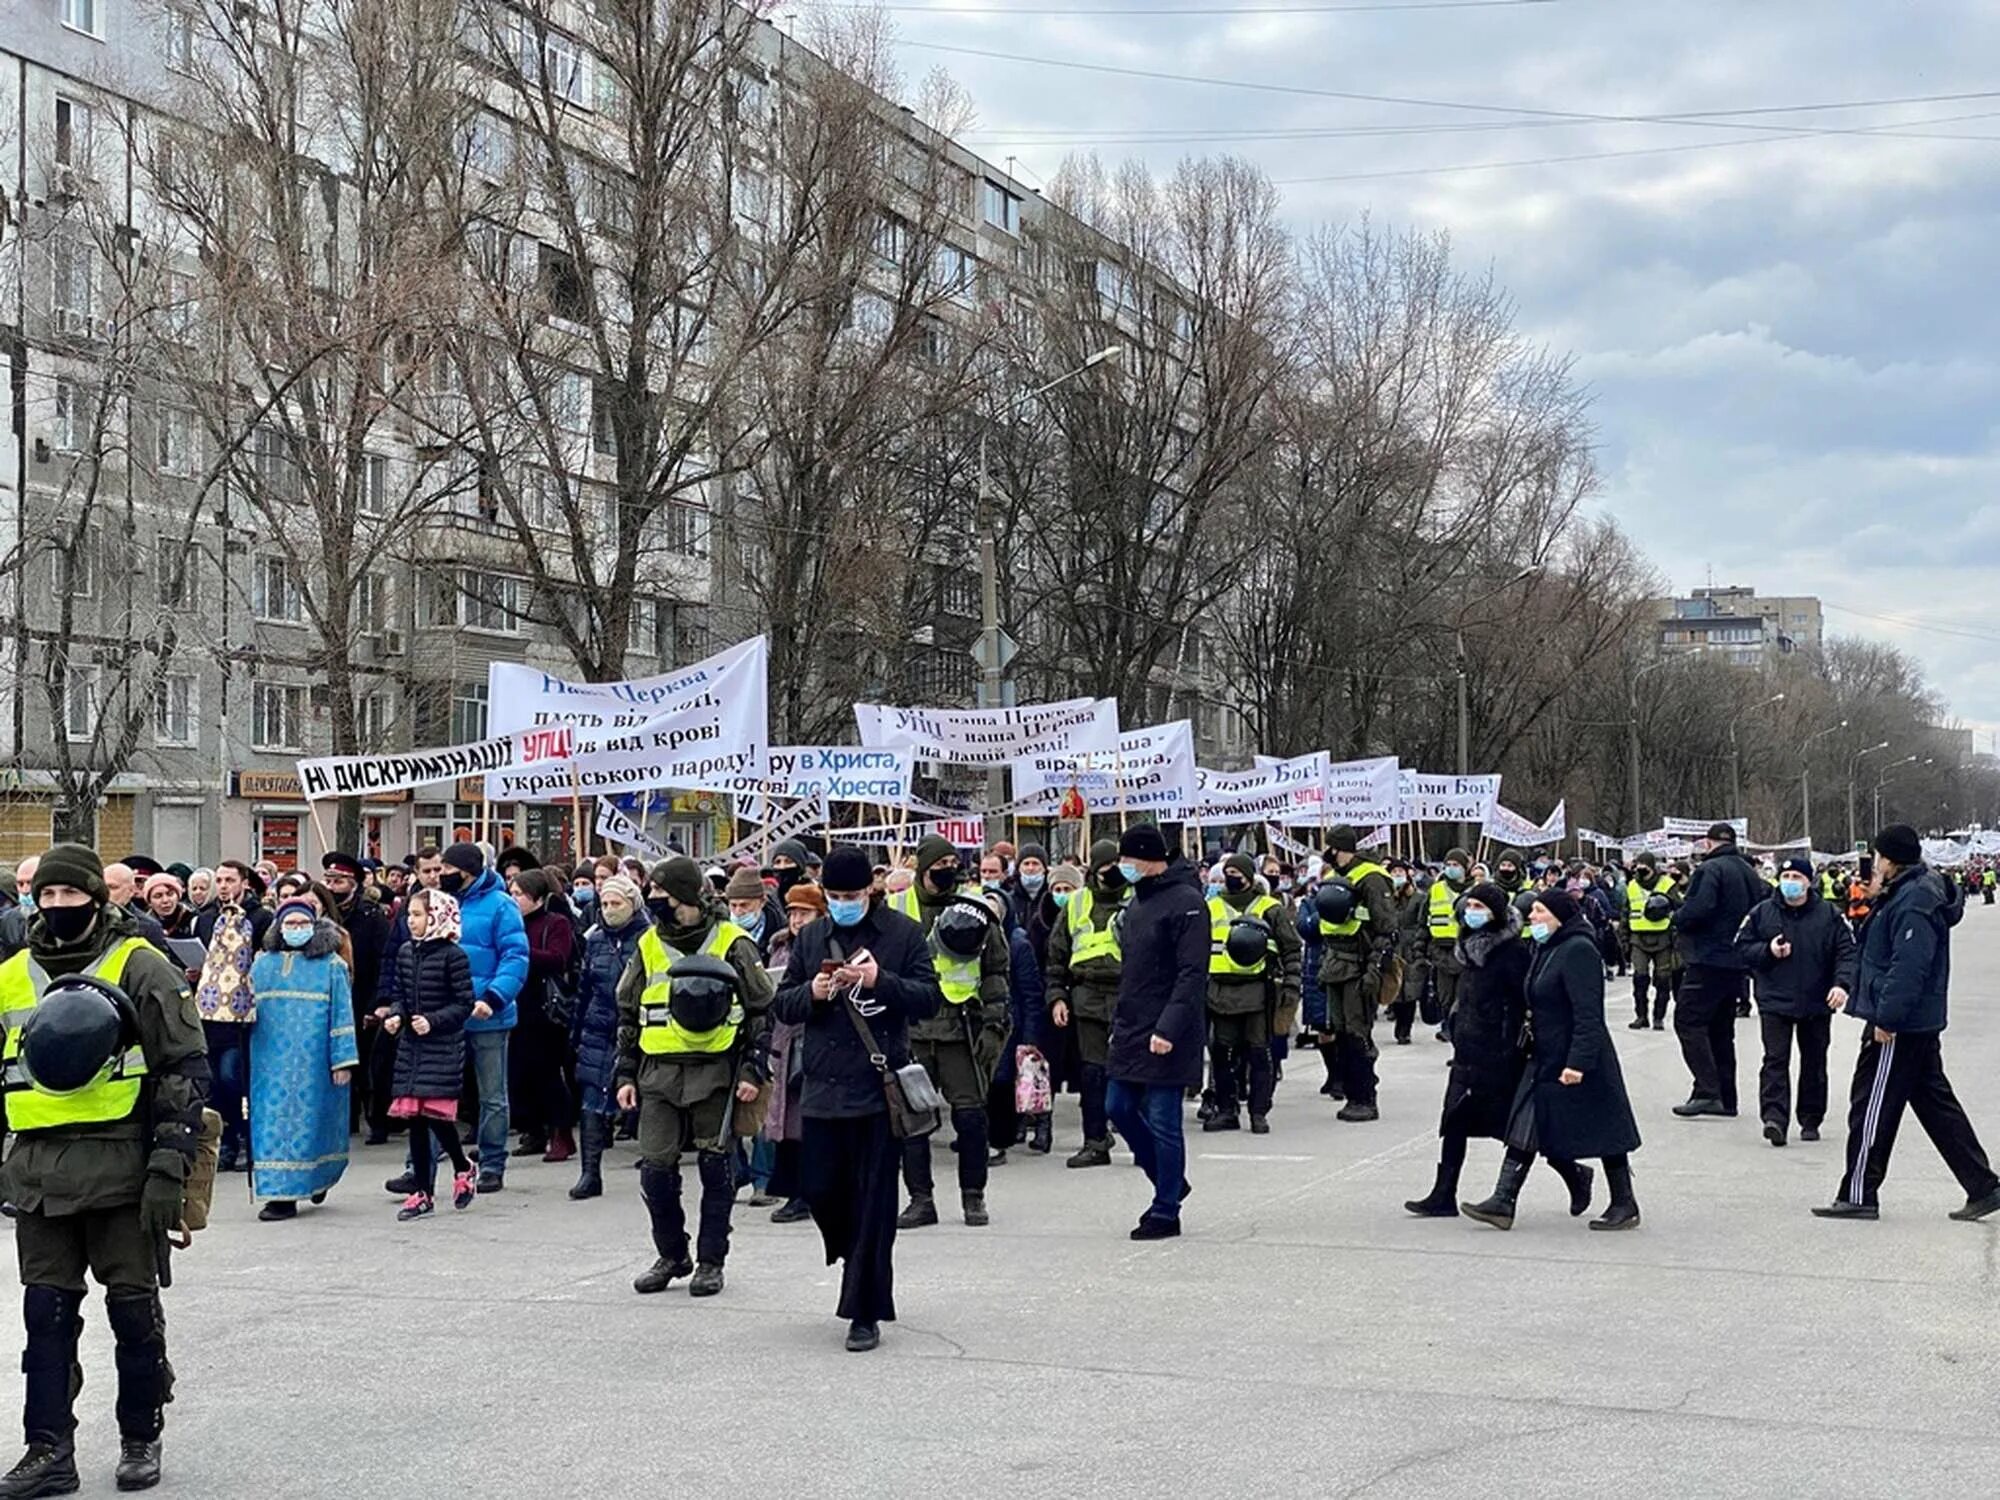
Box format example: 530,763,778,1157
1493,848,1531,910
1426,848,1473,1037
889,835,1010,1228
1314,827,1396,1121
1384,859,1426,1045
1623,852,1681,1032
1203,854,1301,1134
1044,839,1127,1167
615,857,773,1299
0,845,207,1496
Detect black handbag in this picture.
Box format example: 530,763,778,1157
840,995,942,1140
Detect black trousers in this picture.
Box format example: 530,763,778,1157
1759,1011,1831,1132
508,1008,573,1138
1676,963,1744,1110
15,1207,170,1444
1837,1030,2000,1209
801,1110,901,1324
1209,1010,1273,1117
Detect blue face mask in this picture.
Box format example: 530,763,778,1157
16,893,30,913
1052,891,1071,909
739,912,766,939
1462,907,1490,931
1021,872,1045,892
1445,864,1464,883
1779,878,1808,901
1118,861,1143,886
572,885,596,905
1529,921,1552,944
281,924,314,949
828,897,867,928
1205,882,1222,899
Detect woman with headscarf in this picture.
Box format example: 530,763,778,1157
187,867,216,914
568,874,644,1200
246,896,360,1220
1462,888,1643,1231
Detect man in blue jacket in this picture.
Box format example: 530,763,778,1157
1814,826,2000,1222
1670,822,1766,1120
439,843,529,1192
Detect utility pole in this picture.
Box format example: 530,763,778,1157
1800,719,1847,849
1727,691,1785,823
1455,632,1471,851
976,429,1004,816
1846,741,1890,849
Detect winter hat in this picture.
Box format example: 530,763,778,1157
414,888,461,943
1464,882,1509,919
1872,824,1922,866
915,835,957,875
1326,825,1359,855
32,844,108,904
821,846,874,893
652,856,707,905
1780,856,1815,879
1017,842,1049,868
1704,822,1737,844
572,861,599,882
274,898,318,927
992,840,1017,862
786,881,829,916
124,855,164,879
143,872,184,901
1222,853,1257,883
1497,847,1527,871
771,838,812,867
1534,888,1581,927
1445,847,1472,866
1049,863,1084,890
724,866,767,903
1119,824,1169,862
1089,838,1119,871
166,861,194,884
597,873,642,909
442,842,485,880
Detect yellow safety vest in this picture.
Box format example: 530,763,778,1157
1819,872,1837,901
889,887,920,922
1427,880,1461,941
1,938,151,1132
636,922,748,1056
1318,861,1386,939
1209,894,1278,977
1066,888,1122,969
1626,875,1675,933
889,886,980,1004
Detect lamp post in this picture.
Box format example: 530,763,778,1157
1873,755,1928,829
1628,655,1681,835
976,345,1122,815
1846,740,1891,849
1800,718,1848,849
1453,565,1541,848
1726,691,1786,822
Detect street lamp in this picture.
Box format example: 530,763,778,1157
1628,655,1683,834
1873,755,1929,829
1799,718,1847,849
1846,741,1891,849
1453,565,1541,847
1726,691,1786,822
976,345,1122,815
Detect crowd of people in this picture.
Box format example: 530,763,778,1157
0,815,1995,1494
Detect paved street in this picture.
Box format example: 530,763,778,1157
12,910,2000,1499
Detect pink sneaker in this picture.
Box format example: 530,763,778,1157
396,1192,434,1222
452,1171,476,1211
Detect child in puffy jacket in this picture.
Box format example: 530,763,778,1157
386,889,476,1220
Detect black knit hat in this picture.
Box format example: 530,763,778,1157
915,834,957,875
1119,824,1169,862
1464,881,1508,919
442,842,485,879
33,843,108,903
1222,852,1257,882
1534,887,1581,927
1326,825,1359,854
1017,842,1049,867
1706,822,1738,844
1445,847,1472,866
1780,856,1815,879
1872,824,1922,866
821,845,873,893
652,856,707,904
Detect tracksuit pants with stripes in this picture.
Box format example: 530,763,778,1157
1837,1029,1999,1209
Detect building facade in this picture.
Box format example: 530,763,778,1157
1654,584,1824,667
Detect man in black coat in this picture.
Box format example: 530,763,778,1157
1670,822,1767,1119
1734,856,1855,1147
1105,824,1208,1241
773,846,944,1352
323,851,393,1141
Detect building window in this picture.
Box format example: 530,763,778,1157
356,570,391,634
53,530,96,599
982,180,1020,236
673,614,709,664
155,673,197,747
52,239,93,329
55,96,93,167
538,243,588,322
939,568,978,618
251,425,296,501
628,597,660,656
658,500,708,558
356,691,392,747
520,22,588,106
460,571,522,634
252,554,305,624
53,379,87,452
64,663,100,741
252,682,307,751
157,405,193,476
361,453,388,515
932,243,975,302
157,537,195,609
164,9,194,69
414,570,457,628
61,0,102,35
450,682,489,743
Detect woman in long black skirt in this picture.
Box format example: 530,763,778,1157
1463,888,1643,1231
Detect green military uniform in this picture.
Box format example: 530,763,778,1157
1043,840,1126,1163
1425,850,1473,1033
0,849,207,1490
1203,856,1302,1130
1316,831,1397,1118
614,861,774,1291
892,836,1011,1226
1622,861,1681,1029
1385,869,1428,1044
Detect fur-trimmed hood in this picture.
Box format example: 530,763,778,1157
262,914,347,959
1456,899,1524,969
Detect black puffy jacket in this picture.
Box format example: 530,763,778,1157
390,939,474,1099
1733,888,1857,1018
1673,847,1767,969
1108,859,1209,1091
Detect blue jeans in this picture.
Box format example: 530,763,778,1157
409,1030,511,1180
203,1022,250,1156
1105,1078,1186,1222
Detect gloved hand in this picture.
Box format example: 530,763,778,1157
140,1171,184,1242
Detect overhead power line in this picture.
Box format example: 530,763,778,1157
1824,603,2000,648
845,0,1558,13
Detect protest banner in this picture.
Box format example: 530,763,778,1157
299,726,574,802
1398,771,1502,825
756,745,913,805
1192,752,1330,824
1481,799,1567,848
855,698,1119,767
594,801,670,862
1661,815,1749,840
715,794,829,864
483,636,768,801
841,815,986,847
1326,756,1404,826
1011,721,1197,817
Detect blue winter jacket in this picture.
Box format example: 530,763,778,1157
573,915,644,1110
455,868,530,1032
1849,864,1961,1035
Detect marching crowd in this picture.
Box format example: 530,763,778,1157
0,815,1996,1494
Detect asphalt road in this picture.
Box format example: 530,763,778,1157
11,907,2000,1498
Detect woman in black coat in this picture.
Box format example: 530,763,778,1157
1464,889,1643,1231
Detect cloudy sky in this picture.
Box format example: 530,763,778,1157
834,0,2000,737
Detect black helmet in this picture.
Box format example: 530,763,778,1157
1313,879,1355,925
666,954,739,1033
19,976,132,1095
1643,893,1674,923
932,899,992,960
1224,915,1272,968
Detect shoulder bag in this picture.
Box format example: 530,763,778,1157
839,987,943,1140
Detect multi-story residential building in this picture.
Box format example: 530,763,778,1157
1654,584,1824,667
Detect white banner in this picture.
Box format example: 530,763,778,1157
1263,824,1318,861
1011,721,1198,817
715,795,829,865
1327,756,1404,826
752,745,913,807
855,697,1120,767
1660,815,1749,840
299,725,574,801
1194,752,1330,825
1359,824,1393,849
840,815,986,847
483,636,769,801
594,801,670,862
1577,827,1622,849
1482,799,1567,848
1397,770,1500,824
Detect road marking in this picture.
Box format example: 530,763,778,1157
1197,1152,1316,1162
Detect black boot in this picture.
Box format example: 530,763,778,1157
105,1292,168,1490
1066,1137,1113,1169
1317,1043,1343,1099
1463,1151,1532,1230
694,1150,735,1269
634,1163,692,1292
115,1439,161,1492
15,1286,82,1499
1406,1135,1465,1217
0,1440,77,1499
1548,1158,1596,1217
1028,1115,1052,1154
1590,1156,1641,1231
569,1113,606,1200
1629,976,1650,1029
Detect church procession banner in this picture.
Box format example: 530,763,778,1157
594,800,670,861
855,698,1121,767
299,725,575,801
1195,752,1332,824
716,794,831,865
1010,721,1198,817
1399,772,1502,825
1481,799,1567,848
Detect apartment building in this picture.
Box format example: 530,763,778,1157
1654,584,1825,668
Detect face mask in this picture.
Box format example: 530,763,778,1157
1278,880,1293,894
1224,874,1248,894
1021,873,1045,892
738,912,766,939
1118,861,1142,886
282,924,314,949
1499,869,1519,886
927,866,959,894
572,885,596,905
645,896,675,926
1098,868,1125,893
983,880,1003,894
439,870,467,895
1779,878,1808,901
1205,882,1222,900
17,893,33,912
601,901,634,929
828,897,867,927
1529,921,1552,943
1392,874,1409,890
38,903,97,944
1462,907,1490,931
1052,891,1071,909
1445,864,1464,883
774,867,804,897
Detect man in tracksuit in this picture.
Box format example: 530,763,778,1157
1670,823,1766,1119
1814,825,2000,1222
1733,855,1855,1147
